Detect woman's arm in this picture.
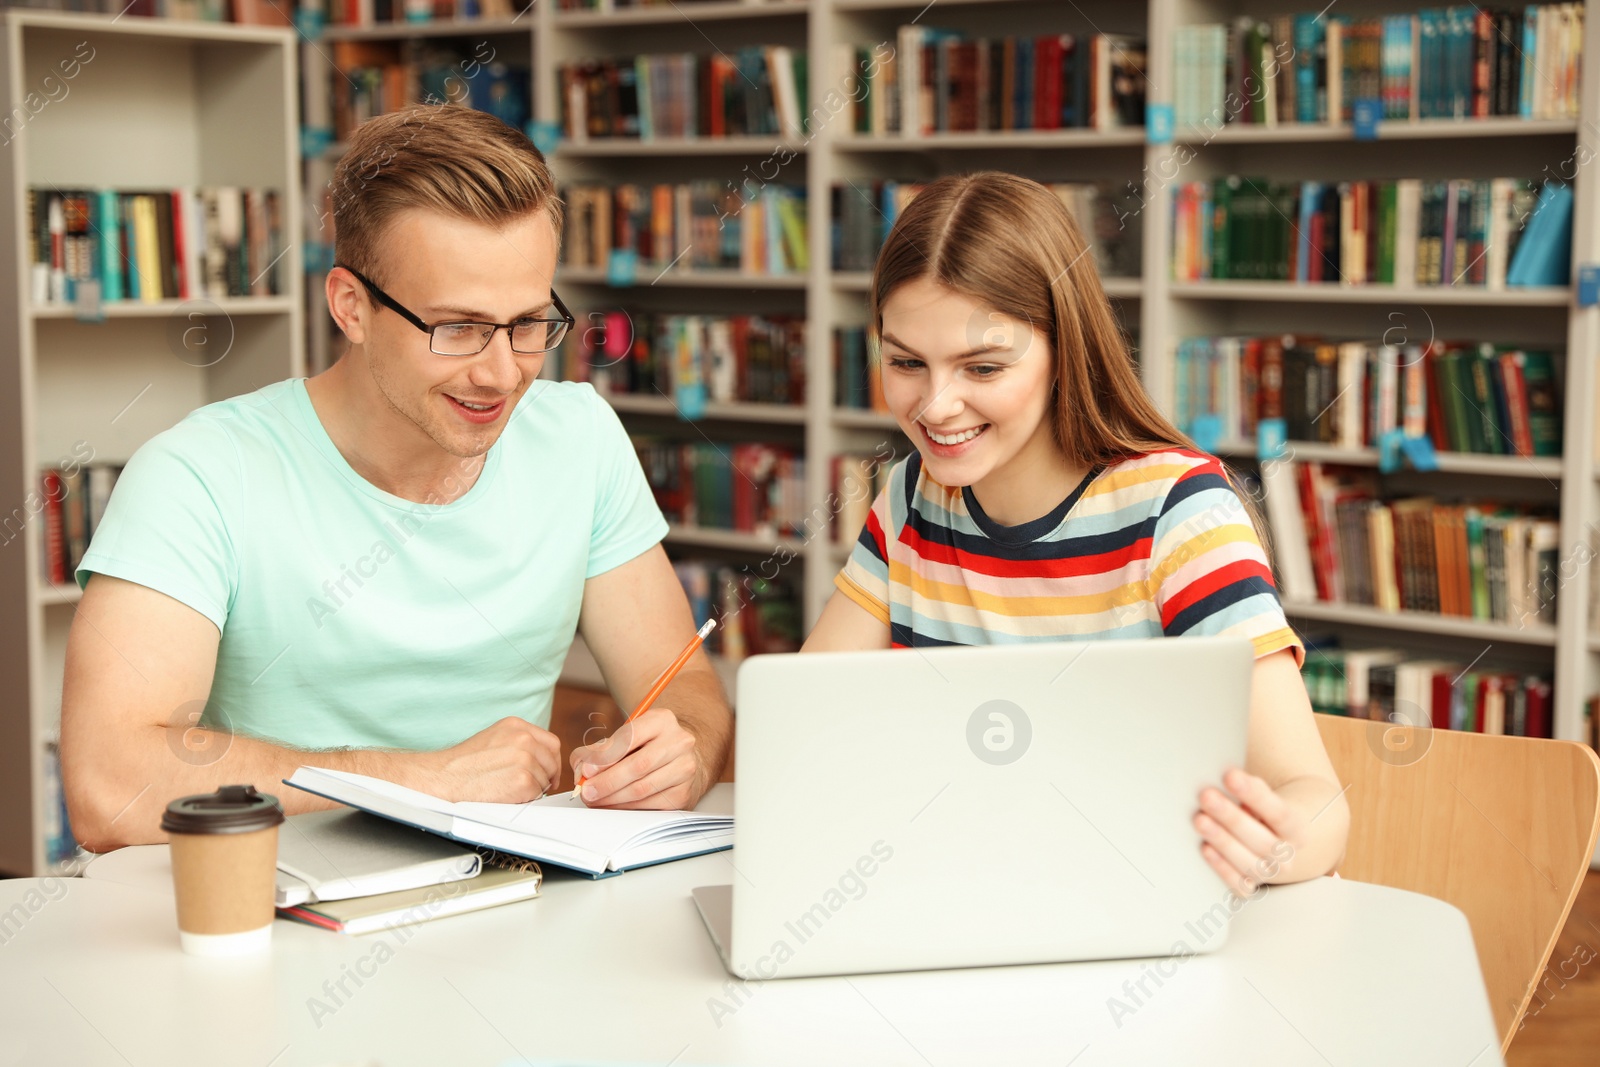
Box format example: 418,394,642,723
800,590,892,652
1194,648,1351,892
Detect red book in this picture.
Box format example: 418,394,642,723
40,469,65,586
1429,669,1452,731
710,56,729,137
1496,352,1535,456
170,190,189,300
1526,679,1551,739
1240,338,1262,436
1308,212,1325,283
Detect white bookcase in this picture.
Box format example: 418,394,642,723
299,1,1600,772
0,11,303,875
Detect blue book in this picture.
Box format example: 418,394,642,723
1506,183,1574,287
98,189,121,302
1447,7,1472,119
1296,180,1320,283
1293,15,1321,123
1418,10,1439,119
1015,37,1033,129
1520,7,1537,117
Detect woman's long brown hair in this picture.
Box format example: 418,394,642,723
870,171,1196,467
868,171,1274,555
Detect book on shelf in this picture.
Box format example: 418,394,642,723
1170,175,1572,288
673,559,801,662
329,40,529,140
834,326,887,414
561,182,807,278
87,0,288,22
559,47,808,141
1175,4,1582,129
556,0,805,7
837,27,1146,136
1265,461,1560,626
35,462,124,588
636,439,807,540
1175,335,1562,458
320,0,527,28
833,180,1141,278
1302,644,1552,737
28,188,285,306
556,312,806,407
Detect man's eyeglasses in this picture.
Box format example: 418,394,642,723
339,265,574,357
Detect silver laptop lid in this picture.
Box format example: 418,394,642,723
725,636,1256,979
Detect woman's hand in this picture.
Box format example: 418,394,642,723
1194,768,1304,895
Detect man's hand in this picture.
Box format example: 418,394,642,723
570,707,703,810
408,716,562,803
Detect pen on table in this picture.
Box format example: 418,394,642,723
573,617,717,799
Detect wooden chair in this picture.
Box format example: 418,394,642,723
1314,713,1600,1053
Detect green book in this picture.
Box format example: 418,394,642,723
1439,350,1478,453
1468,346,1505,454
1211,177,1234,280
1464,508,1490,620
1376,181,1397,284
1520,350,1562,456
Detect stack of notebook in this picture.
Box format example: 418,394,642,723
274,807,543,936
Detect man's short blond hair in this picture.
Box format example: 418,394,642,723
331,104,562,286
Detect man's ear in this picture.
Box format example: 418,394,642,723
326,268,370,345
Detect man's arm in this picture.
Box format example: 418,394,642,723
572,544,733,809
61,575,562,850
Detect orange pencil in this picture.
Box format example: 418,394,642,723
574,617,717,797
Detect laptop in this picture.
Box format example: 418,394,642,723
692,636,1256,979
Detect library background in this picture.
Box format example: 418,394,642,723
1,0,1598,1057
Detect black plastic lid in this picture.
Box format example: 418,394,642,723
160,785,285,835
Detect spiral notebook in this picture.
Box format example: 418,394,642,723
283,766,733,878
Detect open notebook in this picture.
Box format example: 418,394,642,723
283,766,733,878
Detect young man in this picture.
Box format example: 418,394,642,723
60,105,731,850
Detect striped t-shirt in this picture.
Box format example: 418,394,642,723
835,447,1303,661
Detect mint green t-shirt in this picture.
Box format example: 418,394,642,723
76,377,668,751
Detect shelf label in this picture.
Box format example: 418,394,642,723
1352,98,1382,141
1400,434,1440,472
300,126,334,160
1256,418,1287,461
1189,414,1223,454
675,382,707,421
528,119,562,157
606,249,639,287
1146,103,1174,145
294,7,326,40
1578,264,1600,306
305,242,335,274
1377,428,1405,472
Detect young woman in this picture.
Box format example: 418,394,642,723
802,172,1349,893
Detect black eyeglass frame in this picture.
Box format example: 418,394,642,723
338,264,575,356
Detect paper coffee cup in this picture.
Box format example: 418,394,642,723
161,785,284,957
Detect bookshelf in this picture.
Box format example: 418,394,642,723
294,1,1599,816
0,11,303,875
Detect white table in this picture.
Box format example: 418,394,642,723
2,785,1504,1067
